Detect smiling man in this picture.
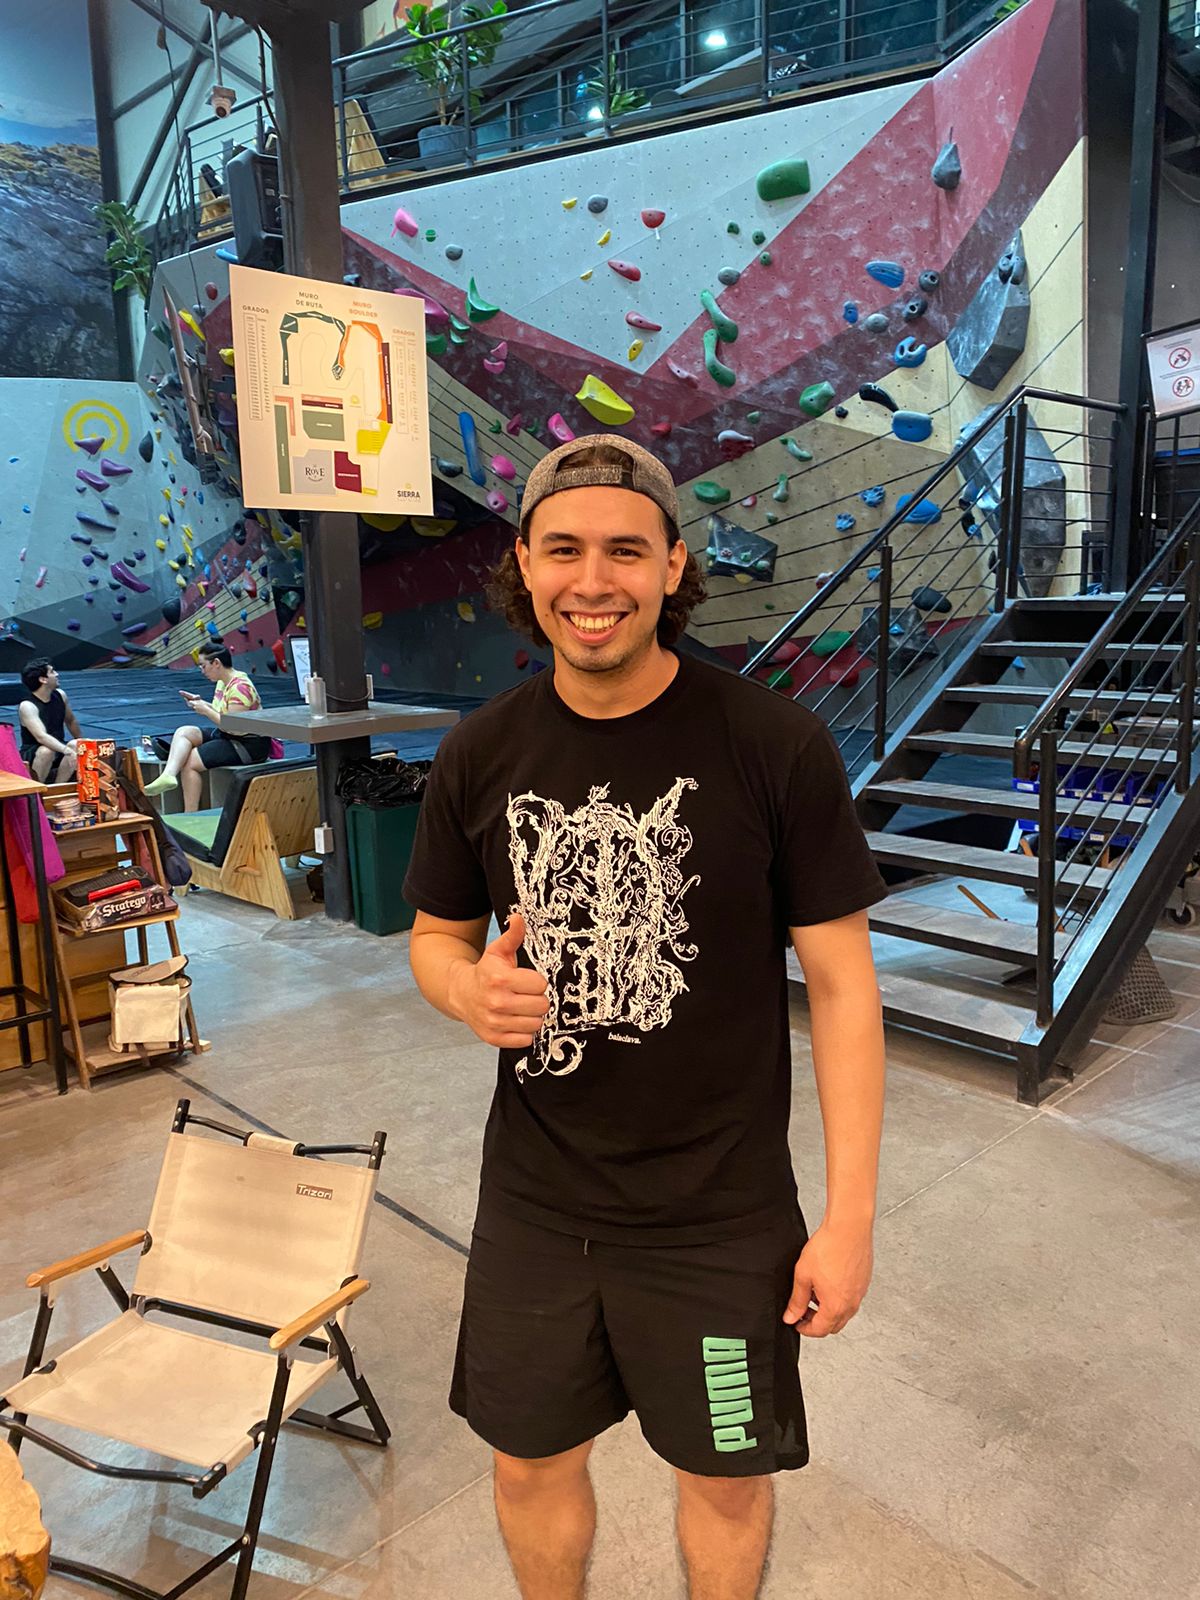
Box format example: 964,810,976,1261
403,436,888,1600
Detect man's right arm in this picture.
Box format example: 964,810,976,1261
409,909,550,1048
409,910,490,1022
18,702,70,756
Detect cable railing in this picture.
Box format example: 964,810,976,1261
153,0,1011,255
733,388,1124,781
1016,493,1200,1026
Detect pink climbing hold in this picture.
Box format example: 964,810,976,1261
608,259,641,282
35,566,47,588
667,361,698,386
505,414,524,436
625,312,662,332
490,454,517,481
641,209,666,229
391,206,419,238
487,489,509,514
483,358,506,376
380,661,391,675
650,422,672,438
547,413,575,444
393,287,447,322
490,341,509,362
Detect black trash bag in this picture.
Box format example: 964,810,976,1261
335,755,432,809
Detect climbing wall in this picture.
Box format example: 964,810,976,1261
142,0,1085,697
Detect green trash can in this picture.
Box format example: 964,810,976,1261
346,798,424,936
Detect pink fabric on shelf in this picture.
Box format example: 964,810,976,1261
0,724,65,921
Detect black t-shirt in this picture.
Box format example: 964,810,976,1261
402,649,887,1246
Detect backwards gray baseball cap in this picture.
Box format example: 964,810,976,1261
519,435,680,540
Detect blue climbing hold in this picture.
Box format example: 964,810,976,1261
894,337,927,368
81,554,95,567
67,619,81,632
71,533,92,546
843,301,859,325
866,260,905,289
458,412,485,486
889,622,904,635
897,493,942,524
867,566,882,581
1013,656,1026,671
196,490,204,504
215,246,239,263
892,410,933,444
835,512,856,532
860,485,886,507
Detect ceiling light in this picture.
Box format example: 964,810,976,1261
703,29,728,48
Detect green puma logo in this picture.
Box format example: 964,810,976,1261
702,1336,757,1453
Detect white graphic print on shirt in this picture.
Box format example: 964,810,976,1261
506,778,700,1081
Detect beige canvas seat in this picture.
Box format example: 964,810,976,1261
2,1100,390,1600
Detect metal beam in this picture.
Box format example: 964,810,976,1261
111,23,255,118
124,0,263,95
1111,0,1168,590
86,0,135,380
126,23,208,210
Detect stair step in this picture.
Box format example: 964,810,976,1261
863,779,1157,833
908,731,1177,769
865,832,1113,898
793,965,1030,1050
1015,592,1186,610
943,684,1179,713
868,896,1068,962
978,641,1183,660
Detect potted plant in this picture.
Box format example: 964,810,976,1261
94,200,153,301
403,0,508,162
583,54,650,129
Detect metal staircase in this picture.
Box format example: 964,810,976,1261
741,387,1200,1102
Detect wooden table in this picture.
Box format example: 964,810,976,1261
0,771,67,1095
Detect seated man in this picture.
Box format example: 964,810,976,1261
144,642,270,812
18,659,82,782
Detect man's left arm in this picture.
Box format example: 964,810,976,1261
61,694,83,741
784,908,885,1338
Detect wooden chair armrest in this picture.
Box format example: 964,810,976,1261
269,1277,370,1352
27,1230,149,1289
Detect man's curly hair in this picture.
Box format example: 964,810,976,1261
485,446,708,649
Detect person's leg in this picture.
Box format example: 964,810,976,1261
144,726,202,796
29,747,55,781
493,1440,597,1600
59,746,77,780
180,748,207,812
675,1469,774,1600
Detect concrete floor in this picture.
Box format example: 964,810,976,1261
2,875,1199,1599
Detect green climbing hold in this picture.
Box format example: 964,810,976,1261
425,332,448,357
425,228,437,241
694,482,731,505
812,628,852,658
449,313,470,333
746,410,761,425
784,438,813,462
703,328,737,389
488,419,502,433
765,513,778,526
528,419,542,435
768,670,794,691
752,230,766,246
700,289,738,345
764,602,776,610
756,158,811,202
759,251,772,267
727,221,740,234
773,474,789,504
466,278,500,321
799,381,835,418
449,330,468,345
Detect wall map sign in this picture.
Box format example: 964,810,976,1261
230,264,433,512
1145,321,1200,419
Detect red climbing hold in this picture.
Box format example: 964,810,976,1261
650,422,672,438
271,639,287,671
641,209,666,229
514,649,530,670
625,311,662,332
204,282,218,300
607,260,641,282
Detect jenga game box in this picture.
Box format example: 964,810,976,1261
77,739,120,822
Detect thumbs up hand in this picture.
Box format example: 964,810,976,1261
451,913,552,1049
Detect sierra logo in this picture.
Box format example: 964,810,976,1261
296,1183,333,1201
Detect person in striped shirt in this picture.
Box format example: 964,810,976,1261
144,641,270,811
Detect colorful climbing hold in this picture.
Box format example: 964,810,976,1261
894,337,927,368
426,332,448,357
457,601,477,622
488,419,502,433
843,301,859,324
752,230,766,247
76,468,106,490
835,512,856,532
177,308,205,341
861,485,886,507
562,197,577,209
607,259,641,282
100,459,131,477
718,429,755,460
650,422,672,438
626,311,662,332
912,585,951,613
425,228,437,242
588,196,608,214
34,567,47,588
718,268,741,287
574,375,635,426
726,222,740,234
694,482,731,505
75,435,105,456
76,514,116,531
596,229,611,247
435,457,463,477
903,296,928,321
459,412,486,483
759,252,772,267
755,158,811,202
642,209,665,229
918,269,941,293
703,329,736,389
812,629,852,658
547,413,575,444
579,270,593,282
490,454,517,481
931,139,962,191
746,411,761,425
892,410,934,444
773,474,789,504
859,383,899,413
391,206,419,237
627,340,644,361
466,278,500,321
798,381,835,418
668,361,697,385
700,289,737,344
897,493,942,523
138,432,154,464
864,312,890,335
445,244,463,261
784,438,813,462
112,562,149,593
866,260,905,289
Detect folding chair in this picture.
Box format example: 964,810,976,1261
1,1099,391,1599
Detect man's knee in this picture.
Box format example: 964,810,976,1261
494,1439,594,1498
60,750,77,778
676,1468,772,1518
30,749,52,779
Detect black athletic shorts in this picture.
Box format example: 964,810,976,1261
450,1196,811,1477
197,727,271,769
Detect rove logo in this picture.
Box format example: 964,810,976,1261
296,1183,333,1201
702,1336,757,1454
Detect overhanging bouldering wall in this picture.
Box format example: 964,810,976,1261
145,0,1086,699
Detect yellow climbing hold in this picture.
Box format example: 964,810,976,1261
562,197,577,209
177,308,205,341
628,339,644,361
196,580,206,595
412,517,455,538
219,347,235,367
361,514,405,532
175,575,187,588
363,612,383,630
155,538,167,552
194,618,205,630
161,488,172,501
168,451,176,464
575,374,635,426
168,559,180,571
597,229,611,246
580,270,593,281
457,601,477,623
159,513,170,526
